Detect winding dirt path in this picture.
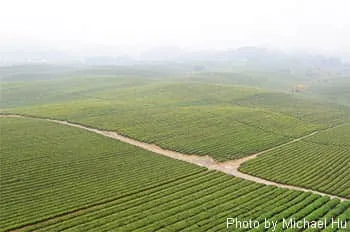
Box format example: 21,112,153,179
1,114,348,202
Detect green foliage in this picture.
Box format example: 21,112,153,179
1,118,349,232
305,124,350,146
2,68,350,232
240,125,350,198
306,77,350,106
0,117,203,230
233,92,350,126
4,77,345,161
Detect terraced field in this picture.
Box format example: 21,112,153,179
240,125,350,198
4,79,348,161
2,71,350,231
1,117,349,231
0,117,203,231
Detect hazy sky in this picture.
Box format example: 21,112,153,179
1,0,349,54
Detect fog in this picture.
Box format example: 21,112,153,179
1,0,349,57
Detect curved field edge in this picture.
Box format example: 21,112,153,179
1,114,348,201
0,104,323,162
240,125,350,198
13,183,350,232
3,80,349,162
0,117,205,231
1,117,349,231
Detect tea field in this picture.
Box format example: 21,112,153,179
1,117,349,231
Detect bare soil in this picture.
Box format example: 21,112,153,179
1,114,347,202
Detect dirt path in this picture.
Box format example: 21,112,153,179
1,114,348,202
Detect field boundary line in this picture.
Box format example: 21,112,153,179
1,114,348,203
2,164,203,231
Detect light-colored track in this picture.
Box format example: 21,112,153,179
1,114,348,202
